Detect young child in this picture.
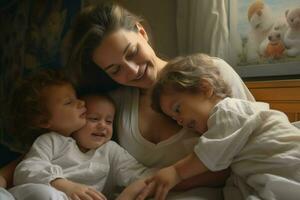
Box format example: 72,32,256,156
7,69,151,200
138,54,300,200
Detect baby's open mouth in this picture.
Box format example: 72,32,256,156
92,133,105,137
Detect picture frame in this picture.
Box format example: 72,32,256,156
228,0,300,79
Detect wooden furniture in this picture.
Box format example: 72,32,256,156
246,79,300,122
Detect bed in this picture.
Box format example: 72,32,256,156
245,79,300,122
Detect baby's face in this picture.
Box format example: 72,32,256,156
159,90,216,135
41,84,86,136
72,96,115,152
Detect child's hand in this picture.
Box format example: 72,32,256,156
0,175,7,188
64,182,106,200
51,178,106,200
137,166,182,200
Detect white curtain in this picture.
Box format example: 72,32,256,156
176,0,230,60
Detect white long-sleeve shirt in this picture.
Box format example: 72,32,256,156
14,132,150,193
195,98,300,199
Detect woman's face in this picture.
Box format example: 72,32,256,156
92,26,164,89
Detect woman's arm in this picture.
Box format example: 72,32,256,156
173,168,230,191
0,156,22,188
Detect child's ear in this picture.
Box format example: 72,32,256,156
39,122,51,129
199,80,214,98
35,118,51,129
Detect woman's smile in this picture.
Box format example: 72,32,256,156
134,63,148,80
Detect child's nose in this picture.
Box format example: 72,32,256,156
78,99,85,108
97,120,106,128
176,118,184,126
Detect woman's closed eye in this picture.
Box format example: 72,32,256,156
126,46,138,60
107,65,120,75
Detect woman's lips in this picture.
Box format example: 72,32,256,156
135,63,148,80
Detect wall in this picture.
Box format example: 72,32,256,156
123,0,177,58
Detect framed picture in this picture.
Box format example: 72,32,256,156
228,0,300,78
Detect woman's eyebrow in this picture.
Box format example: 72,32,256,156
104,43,132,70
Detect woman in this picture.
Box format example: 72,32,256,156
64,2,255,199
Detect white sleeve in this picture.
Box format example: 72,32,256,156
213,58,255,101
108,142,152,186
194,108,258,171
13,133,65,186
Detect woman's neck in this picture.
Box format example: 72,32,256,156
156,57,168,74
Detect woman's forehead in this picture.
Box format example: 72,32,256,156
92,30,136,68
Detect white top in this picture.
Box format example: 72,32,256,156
111,58,255,168
13,132,150,192
195,98,300,199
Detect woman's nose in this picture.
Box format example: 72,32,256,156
124,60,139,77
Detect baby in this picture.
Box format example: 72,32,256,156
7,69,151,200
138,53,300,200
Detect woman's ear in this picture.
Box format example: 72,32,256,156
136,23,149,41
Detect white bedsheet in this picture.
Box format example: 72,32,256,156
224,121,300,200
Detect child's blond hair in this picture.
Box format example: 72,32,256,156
151,53,232,114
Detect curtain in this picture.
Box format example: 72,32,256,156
176,0,230,60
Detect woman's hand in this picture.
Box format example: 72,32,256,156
137,166,182,200
116,179,148,200
51,178,106,200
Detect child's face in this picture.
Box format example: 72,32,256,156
72,96,115,152
159,90,217,134
41,84,86,136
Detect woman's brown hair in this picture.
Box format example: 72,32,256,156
64,2,144,93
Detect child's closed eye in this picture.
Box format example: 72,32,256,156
87,117,99,122
173,103,181,114
105,119,113,125
64,100,73,105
